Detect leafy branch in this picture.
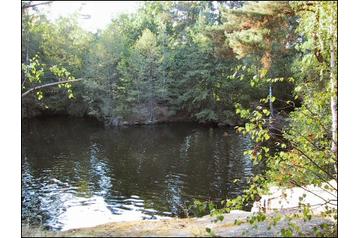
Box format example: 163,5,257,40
21,78,84,98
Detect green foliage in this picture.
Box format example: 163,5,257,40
22,1,270,125
22,1,337,235
22,8,91,114
22,54,78,101
280,227,294,237
188,199,215,217
312,222,337,237
202,1,337,235
22,55,44,84
247,212,266,225
205,227,216,237
35,91,43,100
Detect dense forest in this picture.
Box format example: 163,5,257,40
21,1,337,236
22,1,300,126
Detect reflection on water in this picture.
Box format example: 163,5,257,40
22,117,255,231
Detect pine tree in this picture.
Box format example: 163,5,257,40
222,2,296,117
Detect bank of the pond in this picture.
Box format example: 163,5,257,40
21,98,243,128
22,210,334,237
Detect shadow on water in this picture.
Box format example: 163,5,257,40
22,116,256,230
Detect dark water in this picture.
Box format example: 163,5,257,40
22,117,255,231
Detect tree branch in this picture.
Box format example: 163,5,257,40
22,76,27,88
288,127,337,161
291,143,336,180
21,78,84,98
22,1,52,10
285,163,337,192
268,135,336,181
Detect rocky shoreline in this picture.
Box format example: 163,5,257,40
22,210,334,237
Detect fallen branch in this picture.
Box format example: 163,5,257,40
21,78,84,98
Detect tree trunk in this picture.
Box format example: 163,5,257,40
269,83,274,119
330,25,337,159
26,46,29,64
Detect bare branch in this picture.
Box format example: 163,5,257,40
288,127,337,161
291,145,336,180
268,135,336,181
21,78,84,98
22,77,27,88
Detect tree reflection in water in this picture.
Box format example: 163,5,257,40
22,117,257,230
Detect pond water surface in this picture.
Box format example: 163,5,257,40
22,117,255,231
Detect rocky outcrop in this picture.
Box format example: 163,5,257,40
252,180,337,215
22,209,334,237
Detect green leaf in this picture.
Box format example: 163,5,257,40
262,109,270,116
